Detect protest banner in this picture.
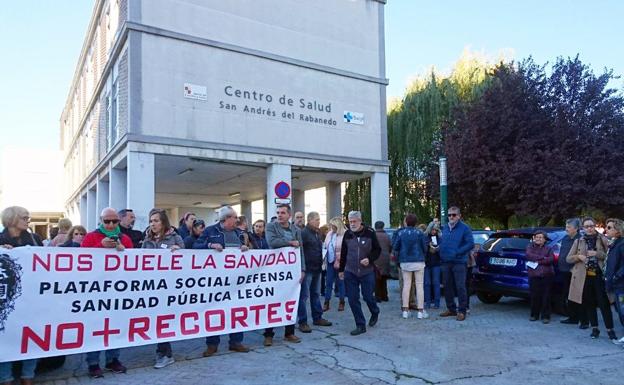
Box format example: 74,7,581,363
0,246,301,362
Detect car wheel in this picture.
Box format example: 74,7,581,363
477,292,502,304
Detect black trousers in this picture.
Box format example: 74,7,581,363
559,271,588,324
375,274,389,301
583,274,614,329
263,324,295,338
529,276,553,319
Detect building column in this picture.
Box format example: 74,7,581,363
371,171,390,227
240,200,252,223
87,188,97,230
266,164,291,219
96,176,110,217
80,194,88,227
325,182,342,219
292,189,305,214
109,164,127,211
127,151,155,231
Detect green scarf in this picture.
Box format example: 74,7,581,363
99,224,121,238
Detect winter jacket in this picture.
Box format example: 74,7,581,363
439,221,474,264
265,221,306,271
81,229,133,248
558,232,581,273
301,225,323,273
375,229,392,276
0,228,43,247
193,222,243,249
250,232,270,250
392,227,428,264
525,243,555,278
605,237,624,292
339,224,381,277
566,233,609,304
142,229,184,249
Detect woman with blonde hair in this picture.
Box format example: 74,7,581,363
323,216,347,311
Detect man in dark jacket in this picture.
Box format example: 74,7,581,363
439,206,474,321
193,206,250,356
118,209,144,248
339,211,381,335
299,212,332,332
605,218,624,335
559,218,587,327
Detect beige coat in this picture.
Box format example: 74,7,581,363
566,234,608,304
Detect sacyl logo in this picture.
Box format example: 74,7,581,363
343,111,364,125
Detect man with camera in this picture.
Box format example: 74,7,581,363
80,207,133,378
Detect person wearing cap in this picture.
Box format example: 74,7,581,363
184,218,206,249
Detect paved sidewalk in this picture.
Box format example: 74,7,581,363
34,280,624,385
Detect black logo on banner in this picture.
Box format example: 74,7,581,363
0,253,22,332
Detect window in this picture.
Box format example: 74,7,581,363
106,60,119,151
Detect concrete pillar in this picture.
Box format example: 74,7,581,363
266,164,291,218
109,164,127,211
96,177,109,217
127,151,155,231
240,200,252,224
292,189,305,214
87,188,97,230
80,194,88,227
325,182,342,219
371,171,390,227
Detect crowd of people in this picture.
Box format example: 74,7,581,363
1,204,623,384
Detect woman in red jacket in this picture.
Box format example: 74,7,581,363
525,230,555,324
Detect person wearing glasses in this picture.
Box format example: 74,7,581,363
193,206,251,356
567,217,616,341
60,225,88,247
0,206,42,385
80,207,132,378
438,206,474,321
142,208,185,368
604,218,624,344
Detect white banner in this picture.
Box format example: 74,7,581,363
0,246,301,362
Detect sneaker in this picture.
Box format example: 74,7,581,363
350,327,366,336
542,318,550,324
608,330,617,341
529,316,538,322
88,364,104,378
154,355,175,369
615,336,624,345
440,310,457,317
263,336,273,347
417,310,429,319
313,318,333,327
401,310,410,319
579,323,589,329
368,312,379,327
284,334,301,343
456,312,466,321
104,359,126,373
590,328,600,339
298,323,312,333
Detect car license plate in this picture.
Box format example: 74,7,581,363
489,257,517,267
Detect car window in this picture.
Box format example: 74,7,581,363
482,236,531,252
473,234,490,245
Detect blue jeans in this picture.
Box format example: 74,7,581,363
344,271,379,328
298,270,323,324
0,359,37,382
86,349,120,366
325,263,345,301
424,265,441,307
443,263,468,313
205,332,244,347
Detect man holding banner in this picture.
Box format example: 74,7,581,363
80,207,132,378
263,204,305,346
193,206,251,356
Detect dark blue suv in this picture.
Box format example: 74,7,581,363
472,227,566,307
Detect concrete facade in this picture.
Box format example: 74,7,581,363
61,0,389,230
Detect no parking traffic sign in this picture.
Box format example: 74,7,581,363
274,181,291,199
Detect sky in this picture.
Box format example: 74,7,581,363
1,1,623,151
